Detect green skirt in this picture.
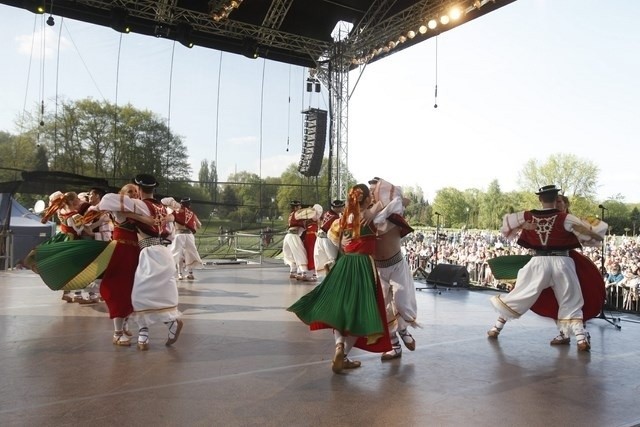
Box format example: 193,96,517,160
287,252,384,338
32,240,116,291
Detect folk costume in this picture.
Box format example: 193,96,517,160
368,177,417,360
288,184,392,373
488,185,607,351
282,201,313,281
99,174,182,351
313,200,343,276
162,197,203,280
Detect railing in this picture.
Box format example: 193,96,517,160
0,231,13,271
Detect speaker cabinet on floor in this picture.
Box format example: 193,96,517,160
426,265,470,287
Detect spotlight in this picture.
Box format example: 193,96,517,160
440,15,450,25
407,30,416,39
24,0,45,14
418,25,427,34
449,7,462,20
46,15,55,26
154,24,170,38
241,37,258,59
176,23,194,48
314,81,321,93
110,7,131,34
427,19,437,30
306,78,313,92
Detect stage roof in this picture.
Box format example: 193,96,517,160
4,0,517,69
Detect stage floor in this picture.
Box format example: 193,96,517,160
1,264,639,427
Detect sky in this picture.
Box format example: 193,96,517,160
1,1,639,202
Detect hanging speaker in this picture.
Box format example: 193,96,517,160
298,108,327,177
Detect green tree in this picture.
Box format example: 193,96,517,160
519,153,599,199
479,180,506,230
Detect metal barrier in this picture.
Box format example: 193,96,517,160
0,231,13,270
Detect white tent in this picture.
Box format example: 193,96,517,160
0,194,55,270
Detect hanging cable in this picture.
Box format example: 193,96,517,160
53,16,63,168
286,64,291,152
259,58,266,215
36,13,47,149
113,32,123,179
166,41,176,194
434,36,439,109
214,51,222,203
21,16,38,132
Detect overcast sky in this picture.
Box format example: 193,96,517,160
1,1,639,203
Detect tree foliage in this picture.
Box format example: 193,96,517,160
519,153,599,199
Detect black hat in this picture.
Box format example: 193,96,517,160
331,199,345,208
368,177,381,185
180,197,191,205
535,184,561,195
289,200,301,206
133,174,158,188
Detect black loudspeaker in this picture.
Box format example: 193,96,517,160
298,108,327,177
426,265,470,287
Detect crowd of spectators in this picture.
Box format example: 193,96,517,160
401,229,640,312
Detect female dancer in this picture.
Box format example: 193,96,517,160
288,183,391,373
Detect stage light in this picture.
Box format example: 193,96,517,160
418,25,427,34
46,15,55,26
440,15,450,25
407,30,416,39
110,7,131,33
24,0,45,14
449,7,462,20
176,23,194,48
428,19,437,30
241,37,258,59
398,35,406,44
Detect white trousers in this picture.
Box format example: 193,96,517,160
378,257,418,334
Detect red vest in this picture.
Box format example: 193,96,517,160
320,209,340,233
133,199,171,238
517,210,581,251
174,208,198,233
288,211,305,228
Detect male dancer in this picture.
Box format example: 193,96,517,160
282,200,314,281
164,197,203,280
367,177,418,360
487,184,606,351
314,199,344,278
99,174,183,351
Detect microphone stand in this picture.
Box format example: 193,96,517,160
595,204,621,329
428,212,442,294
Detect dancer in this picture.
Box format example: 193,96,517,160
288,183,392,374
487,185,606,351
282,201,313,281
162,197,203,280
97,184,141,346
99,174,183,351
313,199,344,278
367,177,418,360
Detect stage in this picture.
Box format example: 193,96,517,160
1,264,639,426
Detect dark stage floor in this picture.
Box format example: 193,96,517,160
1,264,639,427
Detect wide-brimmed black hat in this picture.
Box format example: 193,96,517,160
289,200,301,206
180,197,191,205
368,177,381,185
133,174,158,188
331,199,345,208
535,184,561,195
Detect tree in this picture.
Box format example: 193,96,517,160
519,153,599,199
479,180,507,230
198,159,219,202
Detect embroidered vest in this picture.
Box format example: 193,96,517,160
133,199,171,238
320,209,340,233
517,209,581,251
174,208,198,233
